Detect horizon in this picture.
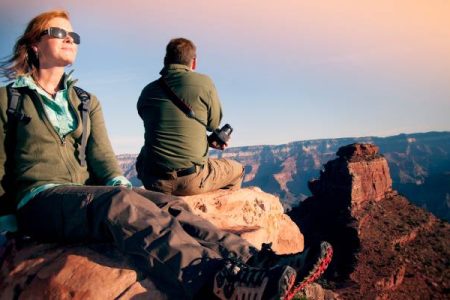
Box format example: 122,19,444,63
1,1,449,154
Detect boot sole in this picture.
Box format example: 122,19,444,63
277,266,297,300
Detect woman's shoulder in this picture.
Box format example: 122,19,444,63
0,85,10,106
0,86,11,117
0,84,12,93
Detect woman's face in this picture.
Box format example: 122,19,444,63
34,17,78,69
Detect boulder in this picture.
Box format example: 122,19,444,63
0,243,168,300
181,187,304,253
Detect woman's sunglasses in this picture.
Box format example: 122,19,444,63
40,27,81,45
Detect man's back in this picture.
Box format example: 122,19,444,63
137,64,222,170
137,38,244,196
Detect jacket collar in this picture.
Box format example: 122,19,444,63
159,64,191,76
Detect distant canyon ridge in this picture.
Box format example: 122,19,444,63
117,131,450,221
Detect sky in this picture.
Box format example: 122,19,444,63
1,0,449,154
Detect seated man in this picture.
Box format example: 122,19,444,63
136,38,244,196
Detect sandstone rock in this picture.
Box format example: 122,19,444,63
336,143,380,160
308,143,392,205
348,157,392,204
0,243,175,300
181,187,304,253
1,244,130,299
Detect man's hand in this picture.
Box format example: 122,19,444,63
209,139,227,150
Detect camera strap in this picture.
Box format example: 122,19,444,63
158,77,211,131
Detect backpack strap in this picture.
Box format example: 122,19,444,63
6,85,31,124
73,86,91,167
7,88,21,117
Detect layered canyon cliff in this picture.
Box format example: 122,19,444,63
118,131,450,221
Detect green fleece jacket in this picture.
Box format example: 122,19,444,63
136,64,223,171
0,83,123,207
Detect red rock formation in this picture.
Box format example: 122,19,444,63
336,143,380,159
290,143,450,299
308,143,392,206
338,194,450,299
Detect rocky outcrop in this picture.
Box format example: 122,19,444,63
339,194,450,299
0,188,302,299
0,243,170,299
181,187,304,253
308,143,392,207
290,143,450,299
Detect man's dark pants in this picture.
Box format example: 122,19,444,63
17,186,255,299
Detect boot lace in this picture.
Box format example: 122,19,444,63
215,257,271,299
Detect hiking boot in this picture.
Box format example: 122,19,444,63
247,241,333,290
213,259,297,300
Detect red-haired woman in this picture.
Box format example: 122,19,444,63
0,10,331,300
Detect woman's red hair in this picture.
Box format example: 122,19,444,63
0,10,70,80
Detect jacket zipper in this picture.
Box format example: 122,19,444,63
31,88,82,182
63,83,84,184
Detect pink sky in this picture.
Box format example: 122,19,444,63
1,0,449,153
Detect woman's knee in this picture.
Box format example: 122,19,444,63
107,187,163,216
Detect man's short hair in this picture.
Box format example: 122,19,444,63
164,38,196,67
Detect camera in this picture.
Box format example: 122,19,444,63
208,124,233,148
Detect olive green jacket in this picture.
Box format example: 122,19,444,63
137,64,223,171
0,83,123,206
